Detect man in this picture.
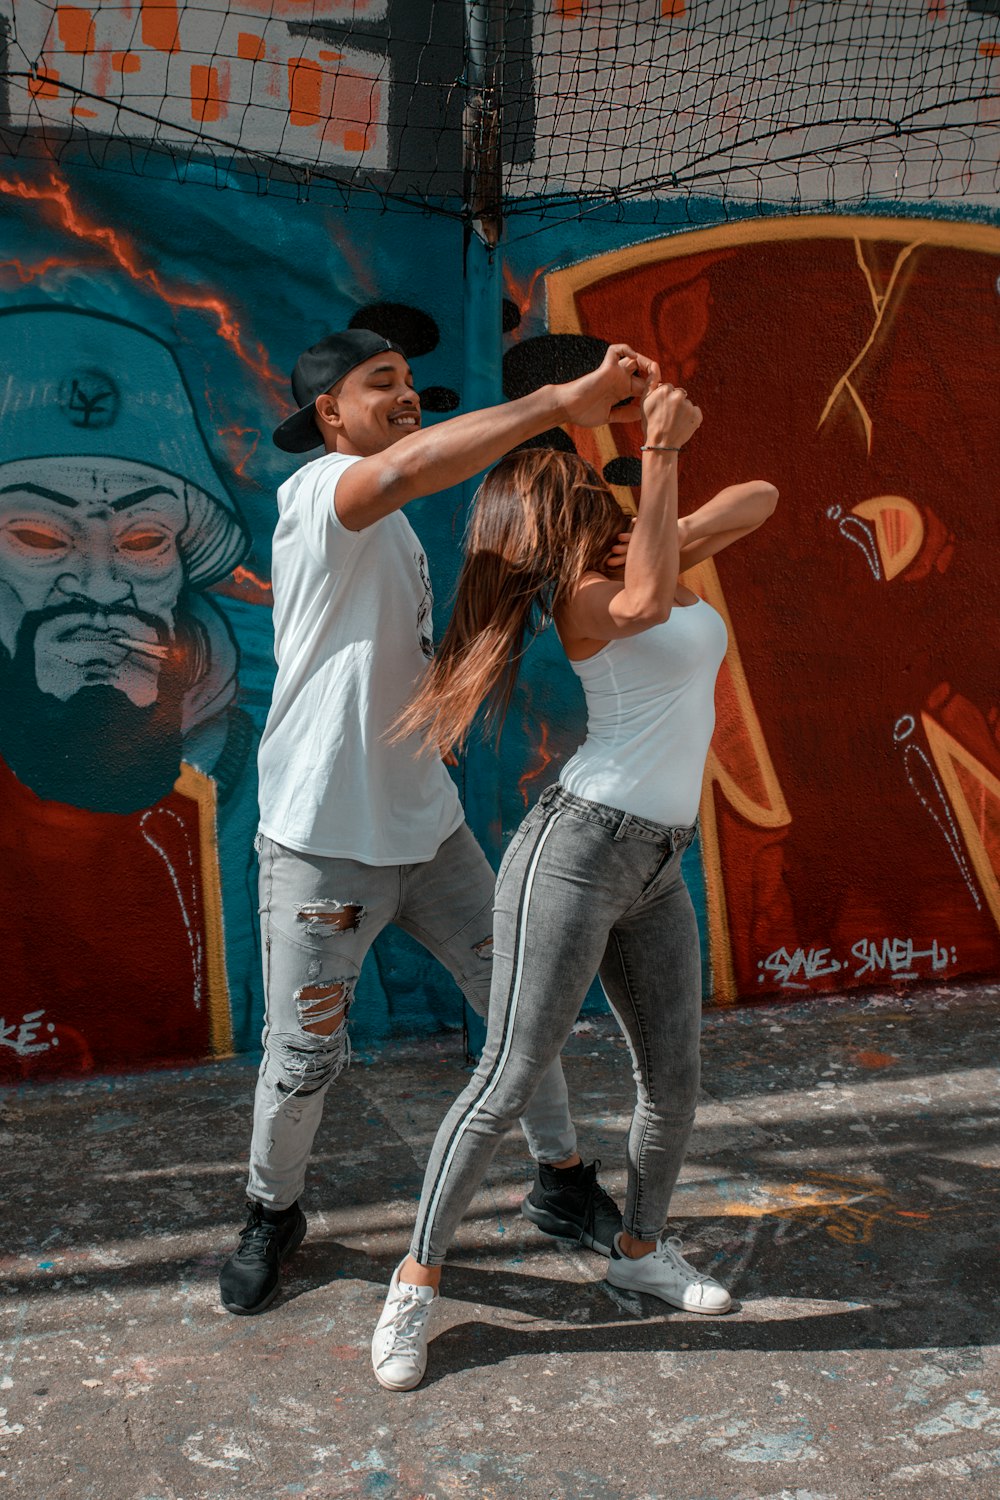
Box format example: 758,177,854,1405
220,327,650,1314
0,306,256,1077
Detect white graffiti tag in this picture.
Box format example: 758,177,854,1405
757,948,843,989
851,937,957,981
0,1009,59,1056
759,937,957,990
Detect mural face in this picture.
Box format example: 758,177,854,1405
0,457,207,808
545,218,1000,1002
0,305,254,1079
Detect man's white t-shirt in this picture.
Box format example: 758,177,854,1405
257,451,462,864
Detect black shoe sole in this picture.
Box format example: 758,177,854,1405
520,1198,615,1257
220,1215,307,1316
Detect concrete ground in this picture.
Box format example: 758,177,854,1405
3,983,1000,1500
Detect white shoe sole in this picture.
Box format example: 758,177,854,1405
372,1364,424,1392
606,1266,732,1315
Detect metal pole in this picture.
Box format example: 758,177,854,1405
461,0,503,1056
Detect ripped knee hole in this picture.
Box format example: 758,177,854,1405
294,977,355,1035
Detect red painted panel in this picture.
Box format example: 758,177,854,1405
0,758,213,1079
569,230,1000,997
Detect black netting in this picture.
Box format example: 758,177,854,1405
1,1,999,222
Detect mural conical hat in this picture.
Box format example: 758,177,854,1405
0,305,250,587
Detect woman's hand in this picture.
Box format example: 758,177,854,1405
604,519,635,573
641,382,703,449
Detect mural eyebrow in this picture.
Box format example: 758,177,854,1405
109,485,177,512
0,482,78,507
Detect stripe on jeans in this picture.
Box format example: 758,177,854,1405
414,810,563,1264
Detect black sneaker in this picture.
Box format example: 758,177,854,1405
521,1160,622,1256
218,1200,307,1315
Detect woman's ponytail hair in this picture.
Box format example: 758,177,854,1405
392,449,624,756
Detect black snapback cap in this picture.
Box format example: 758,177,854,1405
272,328,406,453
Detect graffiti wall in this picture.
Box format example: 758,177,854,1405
2,0,999,1080
503,214,1000,1003
0,160,472,1080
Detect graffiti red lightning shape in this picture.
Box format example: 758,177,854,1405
0,254,103,285
0,171,285,400
518,722,554,806
218,423,262,478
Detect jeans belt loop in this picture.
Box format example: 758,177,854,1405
613,812,631,841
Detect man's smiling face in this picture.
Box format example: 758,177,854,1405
315,351,422,456
0,456,187,706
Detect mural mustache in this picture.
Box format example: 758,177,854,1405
0,597,205,813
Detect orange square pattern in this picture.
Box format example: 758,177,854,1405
237,32,265,62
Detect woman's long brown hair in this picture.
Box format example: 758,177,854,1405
394,449,625,756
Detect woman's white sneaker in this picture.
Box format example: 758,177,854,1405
606,1234,732,1314
371,1266,437,1390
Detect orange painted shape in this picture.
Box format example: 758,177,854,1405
174,764,232,1056
326,69,381,151
28,71,60,99
112,51,141,73
555,0,584,14
287,56,323,127
237,32,265,62
70,105,98,118
851,495,925,580
662,0,686,13
518,724,554,807
191,64,222,124
979,42,1000,59
141,1,181,54
57,6,96,54
319,51,344,62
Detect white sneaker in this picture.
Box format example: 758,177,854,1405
606,1234,732,1314
371,1266,437,1390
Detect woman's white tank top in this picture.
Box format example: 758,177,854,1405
559,598,728,827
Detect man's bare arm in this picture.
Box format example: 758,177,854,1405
334,345,652,531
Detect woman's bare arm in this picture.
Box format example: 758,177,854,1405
677,481,778,570
557,382,701,648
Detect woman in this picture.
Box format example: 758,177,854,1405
371,375,778,1389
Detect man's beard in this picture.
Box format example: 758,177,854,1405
0,604,198,814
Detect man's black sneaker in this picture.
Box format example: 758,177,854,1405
521,1160,622,1256
219,1200,307,1315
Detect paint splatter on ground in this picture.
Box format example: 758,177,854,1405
2,985,999,1499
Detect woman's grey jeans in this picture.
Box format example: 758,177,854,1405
411,784,703,1265
247,822,577,1208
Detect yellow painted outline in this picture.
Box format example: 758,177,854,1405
686,559,792,1002
175,761,233,1057
546,213,1000,1001
547,214,1000,326
922,714,1000,939
818,239,922,453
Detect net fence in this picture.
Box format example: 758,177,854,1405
1,1,999,222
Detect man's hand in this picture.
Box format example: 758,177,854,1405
558,345,660,429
